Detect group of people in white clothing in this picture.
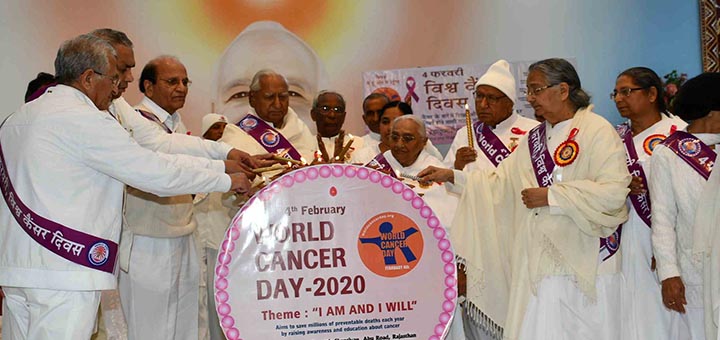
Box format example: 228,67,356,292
0,26,718,340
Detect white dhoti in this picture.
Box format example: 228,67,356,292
119,234,199,340
2,286,100,340
518,274,622,340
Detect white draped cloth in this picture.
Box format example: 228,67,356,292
448,106,630,340
442,113,538,340
620,114,687,340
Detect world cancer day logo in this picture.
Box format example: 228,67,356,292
357,212,424,278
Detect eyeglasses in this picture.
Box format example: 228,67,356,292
390,133,417,143
159,78,192,87
474,93,505,105
526,84,558,98
259,92,290,101
610,87,647,100
93,70,119,86
315,105,345,115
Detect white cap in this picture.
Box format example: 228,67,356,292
474,59,517,104
201,113,228,136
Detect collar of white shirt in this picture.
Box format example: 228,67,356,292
492,112,521,131
140,96,180,131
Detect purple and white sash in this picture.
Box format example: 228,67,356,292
138,109,172,134
661,131,716,180
528,124,554,187
617,123,652,228
365,153,398,178
474,122,511,168
236,114,302,161
528,124,620,261
0,143,118,273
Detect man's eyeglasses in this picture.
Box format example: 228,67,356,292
260,92,290,101
526,84,558,97
474,93,506,105
93,70,119,86
159,78,192,87
610,87,647,100
390,133,417,143
315,105,345,115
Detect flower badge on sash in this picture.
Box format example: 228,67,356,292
88,241,110,266
554,127,579,167
260,131,280,147
678,137,702,157
509,127,527,152
239,116,258,131
643,134,666,155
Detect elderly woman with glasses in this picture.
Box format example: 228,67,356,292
610,67,687,340
419,58,631,340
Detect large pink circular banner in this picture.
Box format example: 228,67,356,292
215,164,457,340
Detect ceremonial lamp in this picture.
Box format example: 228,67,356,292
465,104,473,147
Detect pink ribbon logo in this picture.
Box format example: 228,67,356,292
405,77,420,103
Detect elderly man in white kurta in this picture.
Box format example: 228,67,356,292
442,59,538,340
419,58,630,340
119,55,237,340
444,60,538,173
611,67,687,340
194,69,317,340
0,35,249,340
220,69,316,162
650,72,720,340
311,91,363,162
372,115,462,340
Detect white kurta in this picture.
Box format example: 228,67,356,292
692,147,720,340
650,132,717,340
620,114,687,340
119,96,210,340
0,85,230,338
109,96,233,159
443,113,539,171
448,106,630,340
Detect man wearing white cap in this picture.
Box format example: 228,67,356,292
201,113,228,141
443,60,539,340
444,60,539,172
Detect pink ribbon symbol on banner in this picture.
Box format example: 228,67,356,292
405,77,420,103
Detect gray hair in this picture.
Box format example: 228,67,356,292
249,69,288,92
89,28,133,48
362,92,389,107
529,58,591,110
312,90,346,109
54,34,117,84
392,114,427,139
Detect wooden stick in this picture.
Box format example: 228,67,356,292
251,164,286,174
335,138,354,161
271,155,302,165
